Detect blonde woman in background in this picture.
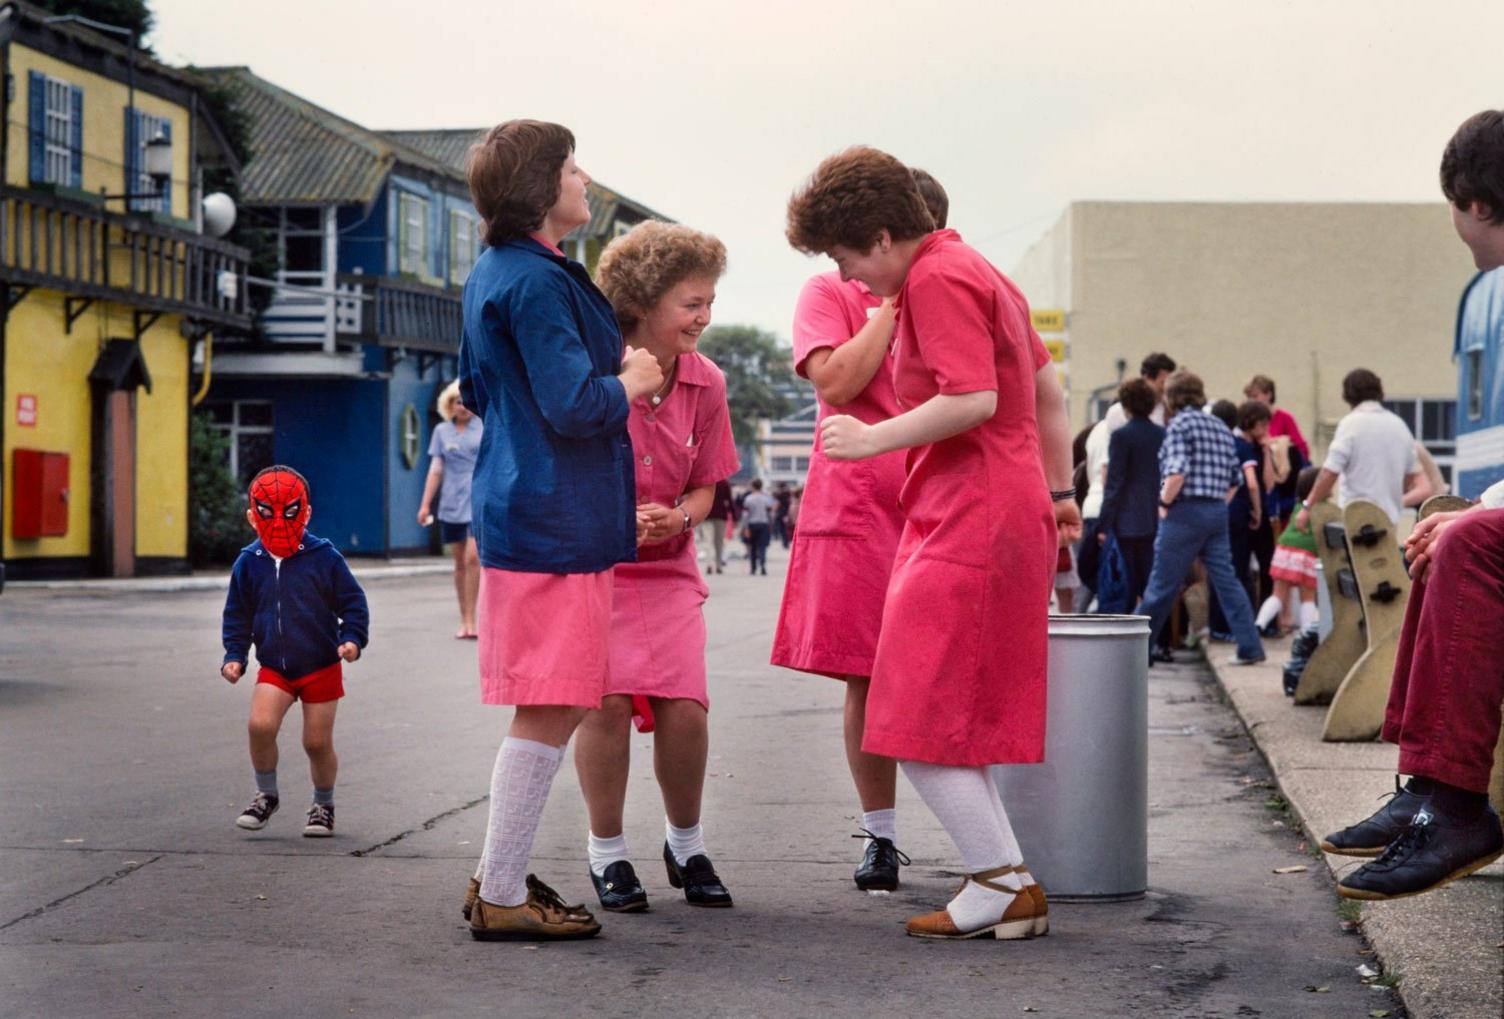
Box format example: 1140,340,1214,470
417,381,484,638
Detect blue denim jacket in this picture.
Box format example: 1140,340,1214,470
459,237,635,573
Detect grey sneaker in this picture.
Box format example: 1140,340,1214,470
303,802,334,838
236,792,279,830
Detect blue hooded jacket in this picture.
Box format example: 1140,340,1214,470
221,532,370,679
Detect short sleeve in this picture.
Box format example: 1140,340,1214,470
427,425,444,460
1030,326,1051,371
905,261,997,396
1324,419,1353,473
688,372,741,487
791,275,859,377
1405,441,1420,474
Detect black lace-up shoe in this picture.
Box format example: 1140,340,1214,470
663,843,733,907
1339,803,1504,901
589,860,649,913
235,792,279,830
1320,778,1427,857
303,802,334,837
852,829,911,891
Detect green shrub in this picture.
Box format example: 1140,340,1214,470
189,412,247,565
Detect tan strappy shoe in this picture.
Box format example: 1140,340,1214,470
904,865,1035,940
1012,865,1050,936
462,877,480,921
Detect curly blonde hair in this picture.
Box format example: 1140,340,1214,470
595,221,727,332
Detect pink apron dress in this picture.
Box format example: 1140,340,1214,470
605,351,739,729
771,272,907,679
862,230,1056,766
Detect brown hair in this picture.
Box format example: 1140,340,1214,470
1244,373,1276,402
910,167,949,229
595,222,727,332
467,120,575,247
1165,370,1206,414
1441,110,1504,224
1237,399,1272,433
786,146,934,255
1341,368,1384,407
1119,377,1157,419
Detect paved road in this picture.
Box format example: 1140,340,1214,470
1,546,1403,1018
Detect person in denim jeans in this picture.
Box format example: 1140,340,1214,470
1136,372,1266,666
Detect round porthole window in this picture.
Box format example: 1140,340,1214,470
400,403,420,469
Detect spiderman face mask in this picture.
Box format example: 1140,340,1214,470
249,468,310,557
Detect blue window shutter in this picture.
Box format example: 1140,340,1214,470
123,105,138,209
28,71,45,183
69,86,84,188
158,120,171,213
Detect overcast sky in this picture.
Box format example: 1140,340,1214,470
149,0,1502,339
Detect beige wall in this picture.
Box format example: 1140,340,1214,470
1013,202,1474,459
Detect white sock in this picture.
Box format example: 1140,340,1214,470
862,808,897,843
901,761,1020,930
666,820,706,866
1256,594,1282,629
476,737,564,907
588,831,631,877
985,778,1028,878
1299,599,1319,630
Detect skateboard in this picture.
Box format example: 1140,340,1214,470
1295,502,1364,705
1323,500,1412,741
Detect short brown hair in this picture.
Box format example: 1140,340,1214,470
595,222,727,332
1165,370,1206,413
786,146,934,255
1244,374,1276,402
910,167,949,229
1237,399,1272,433
467,120,575,247
1441,110,1504,224
1118,377,1156,419
1342,368,1384,407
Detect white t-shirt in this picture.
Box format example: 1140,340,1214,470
1324,401,1418,523
1080,419,1112,520
1103,399,1166,433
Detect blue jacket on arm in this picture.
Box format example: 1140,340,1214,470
1099,417,1165,539
221,533,370,679
459,237,636,573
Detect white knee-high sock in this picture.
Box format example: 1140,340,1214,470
985,776,1028,880
477,737,564,907
901,761,1021,930
1256,594,1282,629
1299,599,1319,630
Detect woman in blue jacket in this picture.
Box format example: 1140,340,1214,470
458,121,663,942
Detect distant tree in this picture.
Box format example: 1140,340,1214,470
698,325,797,446
188,412,247,566
36,1,153,43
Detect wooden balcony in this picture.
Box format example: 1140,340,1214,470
336,273,463,354
0,185,252,330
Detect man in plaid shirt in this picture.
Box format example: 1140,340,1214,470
1135,372,1266,666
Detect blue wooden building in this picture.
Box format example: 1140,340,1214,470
1454,267,1504,499
198,69,667,555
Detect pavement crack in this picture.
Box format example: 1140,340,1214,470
0,854,161,931
349,795,489,857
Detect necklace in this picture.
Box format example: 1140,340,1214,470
650,361,678,406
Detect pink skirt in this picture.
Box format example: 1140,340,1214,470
476,567,612,707
607,545,711,730
1270,546,1318,589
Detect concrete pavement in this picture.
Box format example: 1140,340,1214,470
2,545,1403,1017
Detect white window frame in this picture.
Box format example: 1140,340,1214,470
42,76,74,187
449,209,477,284
134,110,171,213
1384,396,1456,488
207,401,275,481
398,192,428,276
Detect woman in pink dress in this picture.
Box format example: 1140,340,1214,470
788,147,1080,941
770,170,951,891
573,222,741,912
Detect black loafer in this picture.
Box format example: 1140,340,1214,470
1320,778,1428,857
589,860,649,913
1339,803,1503,900
852,829,910,891
663,842,733,907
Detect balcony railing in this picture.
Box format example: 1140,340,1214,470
0,185,251,329
337,273,463,354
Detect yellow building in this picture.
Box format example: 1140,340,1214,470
0,4,250,579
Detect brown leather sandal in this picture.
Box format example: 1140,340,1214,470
905,865,1035,940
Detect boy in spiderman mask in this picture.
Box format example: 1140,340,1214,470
220,465,369,837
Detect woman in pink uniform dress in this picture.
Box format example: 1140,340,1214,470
770,169,951,892
573,222,741,913
788,147,1080,941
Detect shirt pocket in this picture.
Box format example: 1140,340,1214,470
795,452,876,538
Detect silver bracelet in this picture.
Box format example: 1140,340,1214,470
680,508,693,533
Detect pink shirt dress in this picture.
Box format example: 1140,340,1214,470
770,272,907,679
606,352,739,728
862,230,1056,767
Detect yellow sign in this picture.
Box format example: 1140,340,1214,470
1044,338,1067,363
1032,309,1066,333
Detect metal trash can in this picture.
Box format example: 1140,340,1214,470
992,613,1150,901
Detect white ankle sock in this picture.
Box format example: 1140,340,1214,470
1256,595,1282,629
666,820,706,866
588,831,631,877
862,808,897,843
476,737,564,907
1299,599,1319,630
901,761,1021,929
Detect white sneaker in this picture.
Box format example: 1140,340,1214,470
235,792,279,830
1225,653,1267,667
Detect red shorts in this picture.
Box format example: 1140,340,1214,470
256,661,344,703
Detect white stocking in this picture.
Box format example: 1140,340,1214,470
477,737,564,907
901,761,1021,930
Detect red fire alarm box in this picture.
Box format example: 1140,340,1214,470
13,449,70,539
